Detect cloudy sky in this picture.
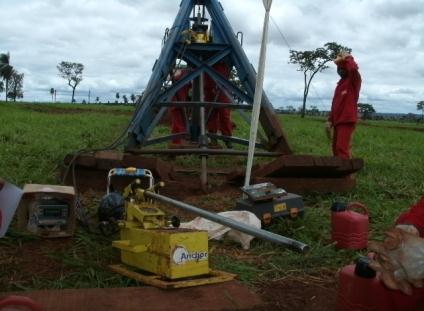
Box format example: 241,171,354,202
1,0,423,113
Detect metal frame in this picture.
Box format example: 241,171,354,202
127,0,291,154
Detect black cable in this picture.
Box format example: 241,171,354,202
270,15,327,109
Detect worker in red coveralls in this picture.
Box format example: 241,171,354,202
326,51,362,159
368,197,424,295
205,61,233,148
170,69,191,145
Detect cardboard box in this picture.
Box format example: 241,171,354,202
17,184,76,238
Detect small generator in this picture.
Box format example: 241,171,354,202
235,183,305,225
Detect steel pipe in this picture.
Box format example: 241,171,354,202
145,191,309,254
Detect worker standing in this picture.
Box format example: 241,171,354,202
205,61,233,148
327,52,362,159
170,69,191,145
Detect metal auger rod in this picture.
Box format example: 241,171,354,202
144,191,310,254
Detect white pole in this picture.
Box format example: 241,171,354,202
244,0,273,188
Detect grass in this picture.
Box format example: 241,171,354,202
1,101,423,291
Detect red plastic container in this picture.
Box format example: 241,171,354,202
331,202,369,249
337,258,424,311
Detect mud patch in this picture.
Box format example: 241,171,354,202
0,238,73,290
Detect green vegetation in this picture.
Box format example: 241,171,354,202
1,101,423,290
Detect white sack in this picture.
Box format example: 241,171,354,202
180,211,261,250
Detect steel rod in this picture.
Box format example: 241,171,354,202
145,191,309,254
245,2,272,189
199,67,208,191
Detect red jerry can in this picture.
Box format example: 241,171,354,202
331,202,369,249
337,257,424,311
336,257,392,311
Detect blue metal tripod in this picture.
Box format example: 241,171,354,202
126,0,291,155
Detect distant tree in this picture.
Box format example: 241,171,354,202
50,88,55,102
0,53,13,102
57,61,84,103
289,42,351,118
309,105,319,116
285,105,296,113
358,103,376,120
417,101,424,121
7,70,24,102
0,81,3,94
115,92,120,103
130,93,136,104
123,94,128,104
82,99,87,104
95,96,100,104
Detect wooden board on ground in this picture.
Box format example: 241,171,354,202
62,151,176,191
1,282,261,311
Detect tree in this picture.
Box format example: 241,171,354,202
123,94,128,104
289,42,351,118
417,101,424,121
50,88,55,102
130,93,136,104
0,81,3,94
95,96,100,104
358,103,376,120
115,92,120,103
57,61,84,103
0,53,13,102
7,70,24,102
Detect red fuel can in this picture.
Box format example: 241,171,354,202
336,258,392,311
331,202,369,249
337,257,424,311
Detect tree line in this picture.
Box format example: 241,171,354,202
2,49,424,119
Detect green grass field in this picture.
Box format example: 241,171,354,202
1,101,423,291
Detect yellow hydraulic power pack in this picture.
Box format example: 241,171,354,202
113,227,209,279
109,168,209,279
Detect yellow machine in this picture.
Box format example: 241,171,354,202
109,168,234,287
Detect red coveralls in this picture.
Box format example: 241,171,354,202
329,56,362,159
205,62,233,137
396,197,424,237
170,70,191,144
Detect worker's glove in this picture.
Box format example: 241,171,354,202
368,226,424,295
334,51,351,64
325,121,333,140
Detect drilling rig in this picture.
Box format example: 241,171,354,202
64,0,363,194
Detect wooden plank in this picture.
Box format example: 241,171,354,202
3,281,261,311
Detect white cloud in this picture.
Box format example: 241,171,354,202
0,0,423,112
